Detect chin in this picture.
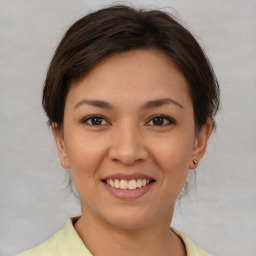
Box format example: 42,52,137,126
102,206,157,230
108,217,149,230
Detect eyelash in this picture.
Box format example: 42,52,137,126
146,114,176,126
81,114,176,126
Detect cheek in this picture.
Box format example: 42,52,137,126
151,130,195,169
64,130,108,177
149,131,195,196
64,132,109,202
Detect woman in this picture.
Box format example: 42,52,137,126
18,5,219,256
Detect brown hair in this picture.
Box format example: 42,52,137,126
43,5,219,131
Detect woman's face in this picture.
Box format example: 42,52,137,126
53,49,211,229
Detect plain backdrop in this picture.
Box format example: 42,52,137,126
0,1,255,256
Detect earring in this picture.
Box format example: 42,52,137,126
193,159,198,164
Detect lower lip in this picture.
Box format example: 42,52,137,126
103,182,154,200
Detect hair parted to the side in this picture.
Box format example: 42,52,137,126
42,5,220,132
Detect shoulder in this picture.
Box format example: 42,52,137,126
171,227,213,256
17,217,92,256
16,228,65,256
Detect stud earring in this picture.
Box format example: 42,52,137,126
193,159,198,164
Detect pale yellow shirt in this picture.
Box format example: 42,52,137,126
17,217,212,256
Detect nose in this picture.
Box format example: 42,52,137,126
108,123,148,166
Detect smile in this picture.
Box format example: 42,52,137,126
102,174,156,199
105,179,152,190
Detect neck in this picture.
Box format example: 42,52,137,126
74,208,186,256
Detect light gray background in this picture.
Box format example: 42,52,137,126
1,1,255,256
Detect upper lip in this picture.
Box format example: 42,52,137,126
102,173,155,181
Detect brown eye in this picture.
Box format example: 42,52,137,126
152,116,164,125
146,115,175,126
83,115,109,126
90,117,103,125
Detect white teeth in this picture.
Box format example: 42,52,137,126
114,179,120,189
120,180,128,189
106,178,151,190
110,179,114,187
128,180,136,190
137,179,142,188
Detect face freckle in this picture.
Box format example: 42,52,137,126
53,49,209,230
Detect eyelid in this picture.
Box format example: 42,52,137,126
81,114,111,126
145,114,176,126
81,114,175,126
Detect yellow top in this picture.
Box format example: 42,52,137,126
17,217,212,256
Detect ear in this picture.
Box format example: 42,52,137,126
51,123,70,169
189,118,212,169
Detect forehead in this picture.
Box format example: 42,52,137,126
67,49,191,109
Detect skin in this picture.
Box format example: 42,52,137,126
52,49,212,256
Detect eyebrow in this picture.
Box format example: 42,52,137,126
73,98,184,110
142,98,184,109
74,99,114,110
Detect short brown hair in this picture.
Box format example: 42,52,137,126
43,5,219,131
